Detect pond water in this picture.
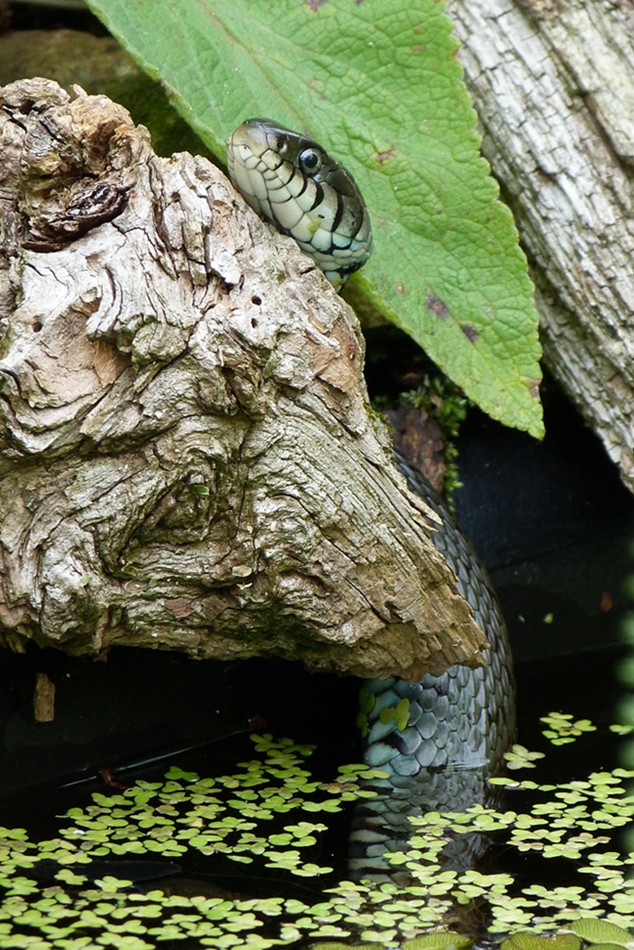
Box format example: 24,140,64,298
0,639,632,949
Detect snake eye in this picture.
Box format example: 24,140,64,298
299,147,323,175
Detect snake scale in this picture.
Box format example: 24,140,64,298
226,119,516,877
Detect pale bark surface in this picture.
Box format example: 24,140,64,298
0,78,488,679
448,0,634,488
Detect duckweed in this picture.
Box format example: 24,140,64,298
0,728,632,950
540,714,598,747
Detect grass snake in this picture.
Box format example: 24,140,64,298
226,119,516,876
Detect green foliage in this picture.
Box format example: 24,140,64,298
401,375,468,499
568,919,634,949
402,377,468,442
357,689,377,739
83,0,543,438
402,935,473,950
378,699,410,731
0,29,214,163
618,608,634,850
501,934,582,950
310,936,474,950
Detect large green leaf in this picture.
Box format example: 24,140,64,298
501,935,582,950
84,0,543,437
568,920,634,950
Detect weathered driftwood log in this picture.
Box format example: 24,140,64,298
448,0,634,491
0,78,487,680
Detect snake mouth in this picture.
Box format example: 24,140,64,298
226,119,278,163
226,119,287,218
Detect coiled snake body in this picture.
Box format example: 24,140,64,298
226,120,515,876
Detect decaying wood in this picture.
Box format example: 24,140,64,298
448,0,634,490
33,672,55,723
0,78,488,680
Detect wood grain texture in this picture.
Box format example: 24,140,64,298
0,78,488,679
448,0,634,486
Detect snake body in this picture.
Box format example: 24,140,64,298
350,457,515,877
226,120,515,875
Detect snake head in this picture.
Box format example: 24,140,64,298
226,118,372,287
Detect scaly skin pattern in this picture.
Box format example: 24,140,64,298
350,457,516,880
226,119,372,286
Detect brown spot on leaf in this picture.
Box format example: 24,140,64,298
426,292,450,318
306,0,326,9
413,25,423,34
526,377,541,399
395,283,407,295
460,323,480,343
376,146,397,164
412,44,426,53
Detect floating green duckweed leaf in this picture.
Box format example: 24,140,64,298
309,943,379,950
54,869,88,887
357,713,370,738
504,745,547,770
361,930,399,943
379,699,411,731
2,733,634,946
541,713,598,746
0,829,29,841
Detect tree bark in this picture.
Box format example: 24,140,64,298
447,0,634,489
0,78,487,680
